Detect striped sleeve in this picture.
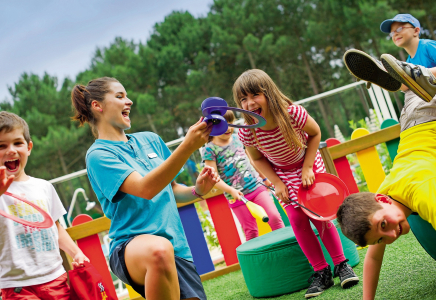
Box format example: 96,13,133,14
237,128,253,147
288,105,308,129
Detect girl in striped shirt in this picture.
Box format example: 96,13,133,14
234,69,359,298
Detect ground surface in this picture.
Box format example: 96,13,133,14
203,232,436,299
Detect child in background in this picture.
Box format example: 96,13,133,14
0,111,89,300
234,69,359,298
202,110,285,241
71,77,219,300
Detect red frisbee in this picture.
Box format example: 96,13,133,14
297,173,350,221
1,192,54,228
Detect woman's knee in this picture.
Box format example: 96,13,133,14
147,240,175,270
126,235,175,272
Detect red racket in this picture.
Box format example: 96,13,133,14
1,192,54,228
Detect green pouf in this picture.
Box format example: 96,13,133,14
408,214,436,260
236,221,359,298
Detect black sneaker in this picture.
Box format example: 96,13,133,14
343,49,401,92
333,259,359,289
381,54,436,102
305,265,334,298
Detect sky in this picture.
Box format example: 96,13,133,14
0,0,213,102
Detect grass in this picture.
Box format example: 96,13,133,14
203,233,436,299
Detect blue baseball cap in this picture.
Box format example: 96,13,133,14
380,14,421,34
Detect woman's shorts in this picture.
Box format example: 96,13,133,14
109,237,207,299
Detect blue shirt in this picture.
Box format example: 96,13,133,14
86,132,192,261
407,39,436,68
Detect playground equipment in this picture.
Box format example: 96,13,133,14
201,97,266,136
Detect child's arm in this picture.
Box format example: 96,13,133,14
171,165,220,203
245,146,290,204
0,166,14,196
204,160,243,200
301,115,322,188
56,221,90,268
363,243,386,300
119,119,212,200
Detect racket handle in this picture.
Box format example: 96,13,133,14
241,197,269,223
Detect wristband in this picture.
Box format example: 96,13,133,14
262,178,268,182
192,187,205,200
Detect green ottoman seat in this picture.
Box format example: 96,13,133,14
236,220,359,298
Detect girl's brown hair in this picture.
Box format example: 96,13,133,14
232,69,304,150
71,77,119,135
208,110,235,142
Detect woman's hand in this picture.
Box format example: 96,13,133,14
195,166,220,196
301,166,315,188
229,188,243,201
0,166,14,196
274,181,290,204
182,118,213,153
72,251,90,269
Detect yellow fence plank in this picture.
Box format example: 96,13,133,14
351,128,386,192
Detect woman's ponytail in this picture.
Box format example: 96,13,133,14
71,84,93,126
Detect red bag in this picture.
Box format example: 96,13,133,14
69,261,118,300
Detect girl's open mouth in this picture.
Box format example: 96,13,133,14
4,159,20,172
251,108,262,115
398,224,402,236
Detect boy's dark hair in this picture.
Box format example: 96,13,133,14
337,192,383,247
208,110,235,142
0,111,31,143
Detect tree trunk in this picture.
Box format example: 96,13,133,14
337,94,352,126
357,85,370,115
421,0,436,40
301,52,335,137
146,114,159,134
246,51,256,69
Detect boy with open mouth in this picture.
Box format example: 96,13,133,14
0,111,89,300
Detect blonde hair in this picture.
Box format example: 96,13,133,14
232,69,304,150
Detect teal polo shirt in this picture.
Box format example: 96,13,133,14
86,132,192,261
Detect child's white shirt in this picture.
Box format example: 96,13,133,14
0,176,67,289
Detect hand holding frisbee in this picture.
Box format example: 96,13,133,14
297,173,350,221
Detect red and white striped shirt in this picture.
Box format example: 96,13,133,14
238,104,325,208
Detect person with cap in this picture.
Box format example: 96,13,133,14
343,13,436,103
380,13,436,101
